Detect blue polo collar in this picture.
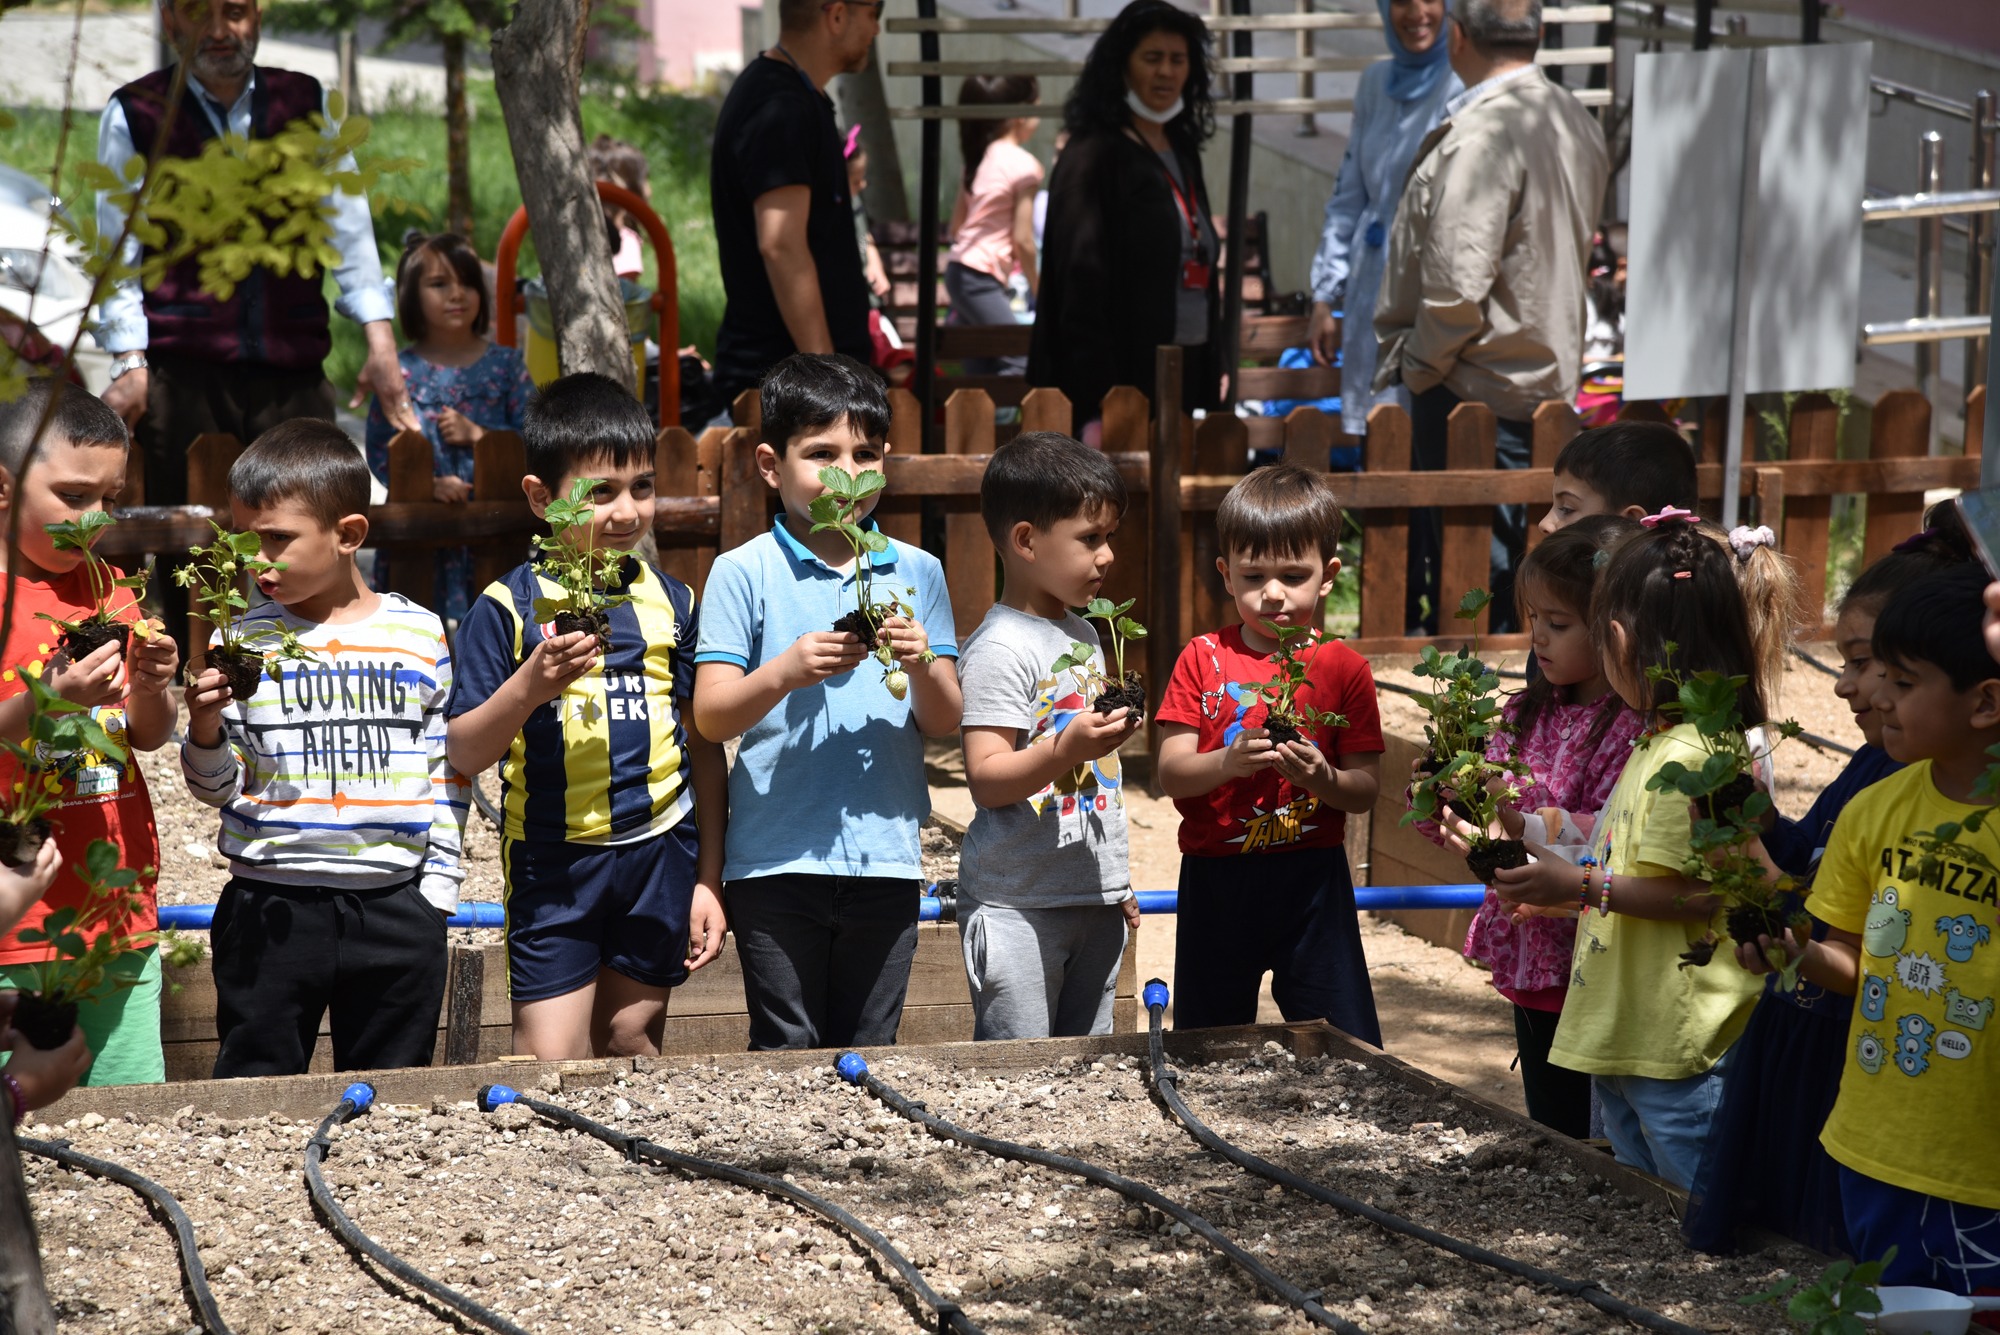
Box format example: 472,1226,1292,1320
772,513,898,574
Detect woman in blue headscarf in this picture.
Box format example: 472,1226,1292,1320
1305,0,1460,438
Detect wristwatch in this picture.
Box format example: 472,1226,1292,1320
107,352,148,381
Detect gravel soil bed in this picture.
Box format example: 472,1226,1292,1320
23,1047,1812,1335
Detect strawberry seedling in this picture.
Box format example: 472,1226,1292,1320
38,510,151,658
1240,621,1345,747
0,674,129,867
1080,597,1148,718
808,466,934,699
174,521,318,699
531,477,632,653
10,838,156,1050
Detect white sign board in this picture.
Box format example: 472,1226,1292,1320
1624,43,1872,402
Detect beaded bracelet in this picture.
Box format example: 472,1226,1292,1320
1598,871,1615,916
2,1072,24,1127
1577,857,1598,914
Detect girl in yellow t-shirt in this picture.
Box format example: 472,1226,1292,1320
1492,514,1766,1192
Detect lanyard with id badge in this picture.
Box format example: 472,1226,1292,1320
1159,159,1210,291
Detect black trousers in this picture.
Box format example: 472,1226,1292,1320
1405,384,1533,635
211,877,448,1079
724,873,921,1051
137,353,336,651
1512,1002,1592,1139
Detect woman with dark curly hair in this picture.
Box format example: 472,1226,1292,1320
1028,0,1220,427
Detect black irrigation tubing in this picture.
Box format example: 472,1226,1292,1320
305,1084,534,1335
19,1134,235,1335
835,1052,1365,1335
472,767,503,828
475,1083,983,1335
1138,984,1705,1335
1791,644,1841,678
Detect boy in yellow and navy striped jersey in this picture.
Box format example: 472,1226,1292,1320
183,421,467,1078
446,373,727,1062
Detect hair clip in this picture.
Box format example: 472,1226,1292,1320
1893,527,1939,554
1591,549,1612,570
1728,524,1776,562
1672,570,1693,580
1639,505,1696,528
843,125,864,160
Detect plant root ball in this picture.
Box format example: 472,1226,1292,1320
10,991,78,1051
0,817,53,869
1093,672,1146,719
831,608,880,651
59,620,130,660
1464,838,1530,885
554,608,614,655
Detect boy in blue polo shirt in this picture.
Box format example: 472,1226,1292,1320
447,372,727,1061
693,354,961,1050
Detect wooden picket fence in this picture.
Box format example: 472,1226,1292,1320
91,358,1990,677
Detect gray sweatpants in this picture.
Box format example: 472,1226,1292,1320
960,899,1129,1041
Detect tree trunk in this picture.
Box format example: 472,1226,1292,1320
0,1117,57,1335
443,32,473,240
491,0,634,390
335,28,362,117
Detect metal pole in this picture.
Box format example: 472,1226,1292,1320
914,0,941,457
1917,129,1944,451
1297,0,1317,137
1968,92,1995,397
1722,51,1768,528
1801,0,1820,43
1220,0,1254,411
1693,0,1715,51
1987,239,2000,483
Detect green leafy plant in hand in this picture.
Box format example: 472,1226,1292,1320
37,510,153,658
530,477,632,653
9,838,158,1051
174,521,319,701
1081,597,1148,717
1241,621,1345,747
1739,1247,1891,1334
0,674,130,868
1907,743,2000,891
808,467,934,699
1400,590,1528,882
1640,645,1806,979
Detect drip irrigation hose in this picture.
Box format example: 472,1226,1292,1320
305,1084,533,1335
835,1052,1364,1335
1138,983,1704,1335
476,1084,982,1335
1792,644,1840,678
19,1135,234,1334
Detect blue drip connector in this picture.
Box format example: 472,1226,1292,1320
1143,979,1170,1011
835,1052,870,1084
341,1082,376,1113
477,1084,520,1112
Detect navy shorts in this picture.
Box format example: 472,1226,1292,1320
502,818,698,1002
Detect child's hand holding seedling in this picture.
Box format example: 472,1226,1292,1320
1052,703,1139,767
47,639,128,710
0,991,90,1111
124,621,178,698
1269,735,1336,794
520,631,601,706
183,666,234,750
0,836,61,937
1220,726,1276,781
777,629,870,691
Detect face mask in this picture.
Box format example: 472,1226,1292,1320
1125,88,1185,125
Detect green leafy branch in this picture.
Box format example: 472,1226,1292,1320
1242,620,1345,735
38,510,149,631
809,466,933,698
1739,1248,1891,1335
1401,590,1521,848
171,522,319,670
1080,597,1147,685
1,675,128,833
529,477,631,625
15,838,156,1007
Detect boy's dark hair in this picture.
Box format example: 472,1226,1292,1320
231,419,372,526
981,431,1127,545
1511,513,1639,749
0,377,128,474
1553,422,1697,517
523,372,656,483
1591,520,1766,727
1873,564,2000,692
1215,464,1343,563
759,354,889,456
1843,499,1976,615
394,232,490,341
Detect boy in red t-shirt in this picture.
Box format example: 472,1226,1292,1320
0,380,179,1085
1155,465,1384,1041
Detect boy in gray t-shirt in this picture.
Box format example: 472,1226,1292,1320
957,433,1139,1040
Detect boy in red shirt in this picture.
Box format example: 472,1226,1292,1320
1155,465,1384,1041
0,380,179,1085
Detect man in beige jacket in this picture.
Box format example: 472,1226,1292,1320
1373,0,1608,634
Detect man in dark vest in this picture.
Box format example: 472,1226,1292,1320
96,0,417,508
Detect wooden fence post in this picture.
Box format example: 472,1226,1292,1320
1150,348,1184,756
655,425,702,590
1526,401,1580,552
731,388,761,434
1020,387,1073,436
693,425,728,591
1783,394,1840,631
1100,386,1152,617
1188,414,1244,634
880,387,924,547
1358,403,1411,645
384,430,436,611
1282,405,1332,476
1862,390,1933,570
472,429,528,596
442,943,485,1065
943,390,998,639
1967,386,1987,462
1441,403,1496,637
184,433,243,671
1617,401,1675,425
718,428,766,554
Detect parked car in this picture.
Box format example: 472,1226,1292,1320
0,161,109,391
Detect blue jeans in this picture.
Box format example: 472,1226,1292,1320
1841,1166,2000,1294
1594,1045,1734,1194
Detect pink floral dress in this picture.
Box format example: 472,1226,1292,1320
1422,694,1645,1012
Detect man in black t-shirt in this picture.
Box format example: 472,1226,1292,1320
710,0,880,410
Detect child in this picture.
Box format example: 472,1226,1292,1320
365,231,536,625
1540,421,1697,534
844,128,892,308
1738,564,2000,1294
692,354,960,1051
1155,465,1384,1040
1491,514,1765,1191
946,74,1043,375
589,134,651,281
956,432,1140,1040
1687,520,1973,1256
1,843,91,1117
0,378,179,1086
1421,515,1645,1138
448,373,726,1062
183,420,468,1078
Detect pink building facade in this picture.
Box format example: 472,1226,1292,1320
635,0,757,90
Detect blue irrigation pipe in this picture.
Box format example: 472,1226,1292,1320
155,885,1488,932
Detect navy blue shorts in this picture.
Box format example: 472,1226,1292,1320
502,818,698,1003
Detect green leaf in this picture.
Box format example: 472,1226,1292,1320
1117,617,1147,641
860,531,890,554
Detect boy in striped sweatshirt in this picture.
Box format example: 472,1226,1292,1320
182,421,467,1078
